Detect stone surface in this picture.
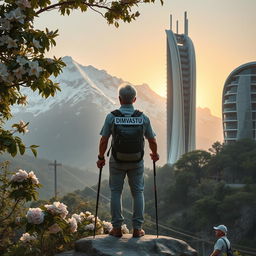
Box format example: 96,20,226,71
73,234,197,256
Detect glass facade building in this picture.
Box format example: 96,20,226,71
166,13,196,164
222,62,256,143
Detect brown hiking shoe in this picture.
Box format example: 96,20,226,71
133,229,145,238
109,227,122,237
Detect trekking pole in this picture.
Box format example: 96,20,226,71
153,160,159,238
94,166,103,238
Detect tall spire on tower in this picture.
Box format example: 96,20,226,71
184,11,188,35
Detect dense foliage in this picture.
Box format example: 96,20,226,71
0,163,129,256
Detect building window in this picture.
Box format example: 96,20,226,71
251,76,256,83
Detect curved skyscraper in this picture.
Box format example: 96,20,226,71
222,62,256,143
166,12,196,165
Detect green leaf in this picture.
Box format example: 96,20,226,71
31,147,37,157
18,143,26,155
30,145,39,148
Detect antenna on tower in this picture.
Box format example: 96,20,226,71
176,20,179,34
184,11,188,35
170,14,172,30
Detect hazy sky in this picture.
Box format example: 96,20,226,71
35,0,256,118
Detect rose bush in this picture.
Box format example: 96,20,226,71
1,164,128,256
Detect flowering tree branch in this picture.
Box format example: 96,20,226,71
36,1,112,15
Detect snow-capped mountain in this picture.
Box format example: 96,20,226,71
13,56,165,119
10,56,222,170
11,56,166,169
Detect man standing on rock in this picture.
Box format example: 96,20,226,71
210,225,231,256
97,84,159,238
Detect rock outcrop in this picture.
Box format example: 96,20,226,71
57,234,197,256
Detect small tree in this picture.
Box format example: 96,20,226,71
174,150,212,183
0,0,164,158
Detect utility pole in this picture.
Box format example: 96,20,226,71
49,160,62,199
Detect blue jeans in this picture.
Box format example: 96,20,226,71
109,165,144,229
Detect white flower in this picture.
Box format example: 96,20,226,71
86,214,95,222
11,169,28,182
33,39,42,49
121,224,129,234
28,61,43,77
5,8,26,24
84,223,94,231
0,18,12,30
68,217,77,233
16,0,31,9
20,233,37,243
28,171,39,185
48,223,61,234
72,213,82,223
17,120,29,133
16,56,28,66
44,202,68,219
85,211,92,216
13,66,26,79
102,221,113,233
79,212,85,219
26,208,44,224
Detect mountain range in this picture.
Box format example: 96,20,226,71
9,56,223,172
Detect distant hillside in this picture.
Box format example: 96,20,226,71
196,107,223,150
0,154,102,199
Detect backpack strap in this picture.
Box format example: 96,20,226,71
132,110,143,117
111,110,124,117
221,238,231,251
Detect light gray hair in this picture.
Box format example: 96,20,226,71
118,84,137,104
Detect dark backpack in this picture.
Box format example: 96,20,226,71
111,109,144,162
221,238,233,256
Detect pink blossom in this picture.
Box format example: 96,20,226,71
68,217,77,233
17,120,29,133
121,224,129,234
72,213,82,223
13,66,26,80
28,171,39,185
20,233,37,243
11,169,28,182
102,221,113,233
26,208,44,224
44,202,68,219
84,223,94,231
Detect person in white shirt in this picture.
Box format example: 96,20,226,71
210,225,231,256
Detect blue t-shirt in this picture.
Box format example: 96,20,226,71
100,104,156,168
214,237,231,256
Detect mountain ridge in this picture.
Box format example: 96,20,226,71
9,56,223,170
